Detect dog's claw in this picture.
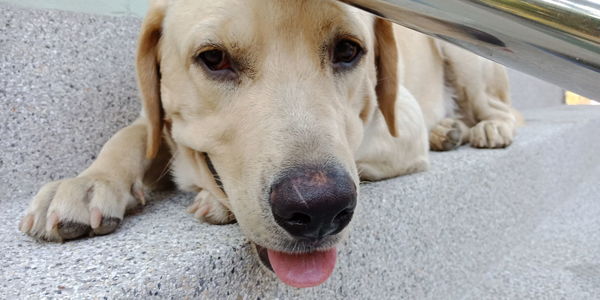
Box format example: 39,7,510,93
186,199,201,214
19,214,34,233
46,212,60,232
194,204,211,218
90,207,102,229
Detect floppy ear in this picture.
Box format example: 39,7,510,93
374,18,399,137
136,0,167,159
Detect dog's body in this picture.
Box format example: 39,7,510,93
20,0,517,288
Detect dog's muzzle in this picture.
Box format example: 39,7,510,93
252,164,355,288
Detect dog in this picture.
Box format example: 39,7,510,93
19,0,517,288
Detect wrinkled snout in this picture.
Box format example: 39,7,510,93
269,165,357,241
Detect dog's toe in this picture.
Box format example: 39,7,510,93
188,190,235,225
21,176,135,242
57,220,91,240
470,120,514,148
430,118,467,151
93,217,121,235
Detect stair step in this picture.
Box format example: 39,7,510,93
466,166,600,300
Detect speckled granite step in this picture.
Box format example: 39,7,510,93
1,4,599,299
465,165,600,299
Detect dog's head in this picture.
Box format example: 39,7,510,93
136,0,398,288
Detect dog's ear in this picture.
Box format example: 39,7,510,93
136,0,167,159
374,18,399,137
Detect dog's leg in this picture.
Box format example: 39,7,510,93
187,190,235,225
429,118,470,151
441,43,516,149
19,118,156,242
356,87,429,181
169,149,235,225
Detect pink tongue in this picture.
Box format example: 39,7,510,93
267,248,337,288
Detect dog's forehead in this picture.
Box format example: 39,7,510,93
164,0,373,54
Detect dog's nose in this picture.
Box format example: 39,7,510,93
269,165,357,240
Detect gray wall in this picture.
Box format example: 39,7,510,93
507,69,564,111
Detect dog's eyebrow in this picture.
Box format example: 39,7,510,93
335,32,366,50
191,41,226,57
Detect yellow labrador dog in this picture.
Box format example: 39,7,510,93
20,0,517,288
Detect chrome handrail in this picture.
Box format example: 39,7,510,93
340,0,600,99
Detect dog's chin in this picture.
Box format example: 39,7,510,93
252,238,340,288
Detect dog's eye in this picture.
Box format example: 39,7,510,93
195,49,238,80
332,39,363,70
198,49,230,71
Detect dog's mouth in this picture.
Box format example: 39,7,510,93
254,243,337,288
203,155,343,287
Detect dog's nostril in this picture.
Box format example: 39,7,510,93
287,213,311,226
334,208,353,224
330,208,354,235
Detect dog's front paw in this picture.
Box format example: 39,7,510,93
429,118,468,151
470,120,514,148
19,176,142,242
187,190,235,225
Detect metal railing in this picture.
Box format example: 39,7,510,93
340,0,600,99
